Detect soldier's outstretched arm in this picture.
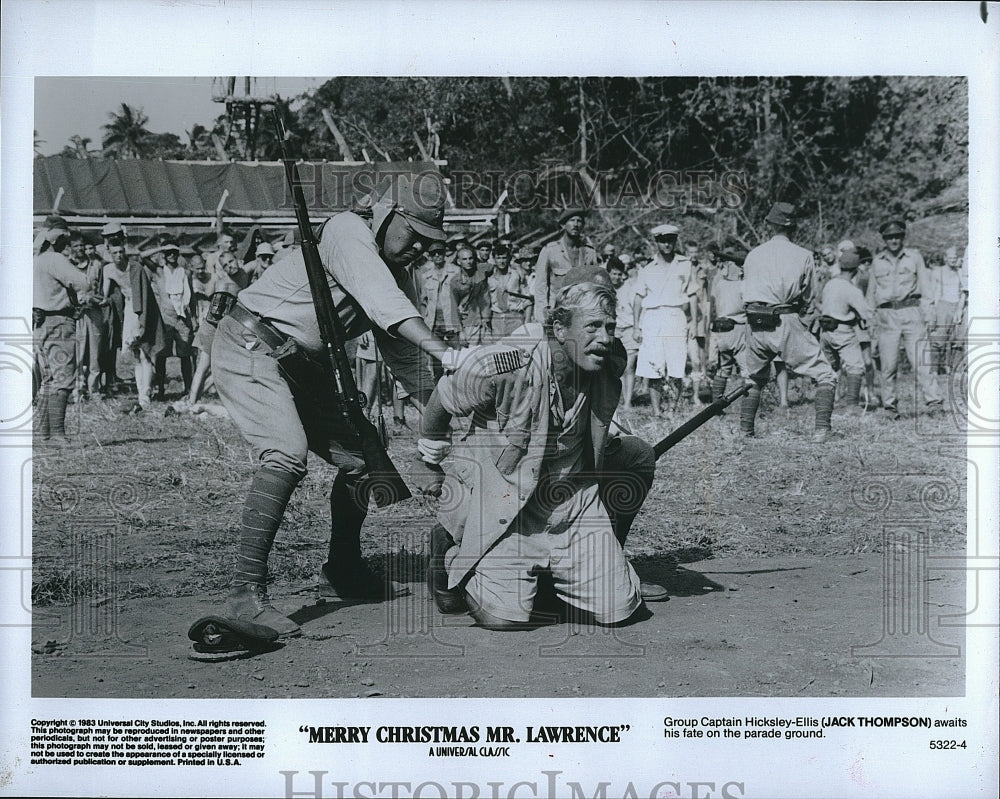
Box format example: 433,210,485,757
414,388,453,496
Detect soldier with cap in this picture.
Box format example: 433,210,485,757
209,173,461,637
248,241,276,283
420,281,667,630
740,202,838,442
419,239,461,381
34,215,70,255
865,219,942,416
474,237,496,276
707,247,748,403
33,227,89,444
532,208,603,319
632,223,698,416
818,249,873,409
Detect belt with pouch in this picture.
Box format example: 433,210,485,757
745,302,799,332
877,294,921,310
710,317,737,333
228,302,298,357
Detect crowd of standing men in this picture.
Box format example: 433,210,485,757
406,204,968,440
32,203,967,446
31,217,288,443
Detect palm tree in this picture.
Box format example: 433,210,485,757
101,103,152,159
34,129,46,157
69,135,92,159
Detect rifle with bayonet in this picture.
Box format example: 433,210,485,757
652,383,751,459
273,110,411,508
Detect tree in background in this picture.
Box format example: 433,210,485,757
53,77,967,254
101,103,152,159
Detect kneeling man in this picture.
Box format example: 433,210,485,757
419,282,664,630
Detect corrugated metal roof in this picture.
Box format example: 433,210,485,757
33,156,445,219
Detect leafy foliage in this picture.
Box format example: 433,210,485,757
72,77,967,250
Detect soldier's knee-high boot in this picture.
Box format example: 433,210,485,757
47,389,70,441
812,383,836,442
843,373,863,407
740,383,762,435
321,471,401,600
35,386,50,439
226,467,301,637
711,372,729,404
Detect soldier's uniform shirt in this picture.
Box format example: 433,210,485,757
865,246,940,406
532,236,600,316
451,267,492,346
212,211,433,478
742,234,835,385
434,325,642,624
420,263,462,333
819,275,873,376
34,250,88,393
708,272,747,375
633,253,696,379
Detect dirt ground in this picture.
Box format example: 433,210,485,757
31,369,968,698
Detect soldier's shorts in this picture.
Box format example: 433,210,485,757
464,482,642,625
636,306,688,379
212,315,365,478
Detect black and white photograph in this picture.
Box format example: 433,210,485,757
3,2,998,798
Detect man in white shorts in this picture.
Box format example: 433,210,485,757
632,223,697,415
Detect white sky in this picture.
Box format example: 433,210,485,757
33,77,323,155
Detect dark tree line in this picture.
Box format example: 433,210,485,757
51,76,968,251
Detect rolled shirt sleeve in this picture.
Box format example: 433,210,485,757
319,213,422,334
